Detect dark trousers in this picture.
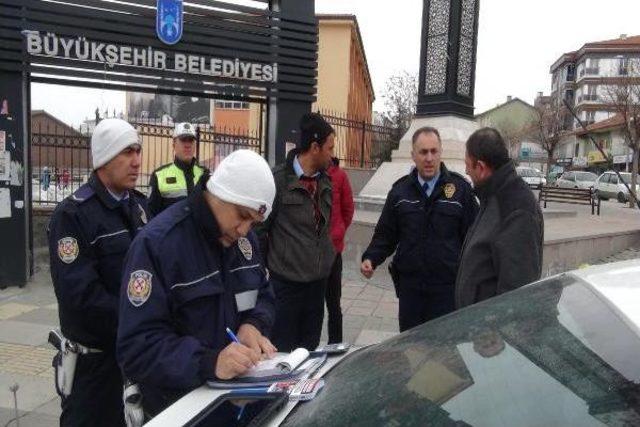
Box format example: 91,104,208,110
398,285,455,332
325,254,343,344
60,352,124,427
271,277,327,352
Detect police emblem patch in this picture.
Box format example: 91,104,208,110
127,270,153,307
444,183,456,199
237,237,253,261
57,237,79,264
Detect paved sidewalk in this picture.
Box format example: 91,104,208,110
0,262,400,426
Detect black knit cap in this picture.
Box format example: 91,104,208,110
299,112,335,151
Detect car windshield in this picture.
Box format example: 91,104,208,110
283,275,640,427
576,172,597,182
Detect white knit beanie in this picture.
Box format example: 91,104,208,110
91,119,140,170
206,150,276,220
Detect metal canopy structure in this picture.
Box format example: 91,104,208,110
0,0,318,103
0,0,318,287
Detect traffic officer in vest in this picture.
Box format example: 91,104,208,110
361,126,479,332
147,122,207,217
48,118,149,426
117,150,277,418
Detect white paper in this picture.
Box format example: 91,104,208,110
0,188,11,218
14,200,23,209
0,151,9,181
240,347,310,378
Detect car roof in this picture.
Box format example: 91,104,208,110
568,259,640,335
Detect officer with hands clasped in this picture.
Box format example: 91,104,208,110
48,118,149,426
116,149,277,419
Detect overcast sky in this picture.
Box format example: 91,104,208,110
31,0,640,127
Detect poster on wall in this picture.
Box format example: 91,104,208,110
0,150,10,181
126,92,211,124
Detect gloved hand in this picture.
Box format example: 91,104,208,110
123,383,144,427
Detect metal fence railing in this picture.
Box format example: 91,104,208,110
32,117,263,206
316,109,398,169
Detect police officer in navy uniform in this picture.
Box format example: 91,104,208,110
361,126,479,332
48,119,149,426
117,150,277,418
147,122,207,217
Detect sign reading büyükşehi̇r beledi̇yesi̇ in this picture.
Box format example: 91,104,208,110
22,31,278,83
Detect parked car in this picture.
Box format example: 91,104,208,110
149,259,640,427
546,170,563,185
516,166,547,189
555,171,598,190
595,171,640,203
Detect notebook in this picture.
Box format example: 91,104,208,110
240,348,310,378
207,351,326,389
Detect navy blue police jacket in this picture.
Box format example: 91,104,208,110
48,173,149,353
362,164,479,290
116,180,275,393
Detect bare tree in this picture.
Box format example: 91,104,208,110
601,60,640,208
533,99,567,175
489,117,535,162
380,71,418,142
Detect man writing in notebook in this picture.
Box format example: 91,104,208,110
117,150,277,418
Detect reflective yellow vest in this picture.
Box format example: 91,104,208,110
155,163,205,200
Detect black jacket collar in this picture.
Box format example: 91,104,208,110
474,161,518,202
174,156,197,171
89,173,127,210
188,180,222,245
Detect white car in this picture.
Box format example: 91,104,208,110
516,167,547,189
595,171,640,203
555,171,598,190
148,260,640,427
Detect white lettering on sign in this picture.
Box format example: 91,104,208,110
21,31,278,83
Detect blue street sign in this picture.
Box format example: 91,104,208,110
156,0,183,45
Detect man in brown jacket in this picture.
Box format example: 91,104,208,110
257,113,336,351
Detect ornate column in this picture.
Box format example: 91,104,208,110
417,0,480,118
358,0,481,199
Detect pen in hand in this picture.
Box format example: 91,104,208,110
226,327,241,344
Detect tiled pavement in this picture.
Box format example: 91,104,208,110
0,262,401,426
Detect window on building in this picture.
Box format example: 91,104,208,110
586,58,600,75
619,57,629,75
566,64,576,81
214,101,250,110
585,85,598,102
574,143,580,157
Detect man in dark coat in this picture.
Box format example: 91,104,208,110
361,127,478,331
455,127,544,309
